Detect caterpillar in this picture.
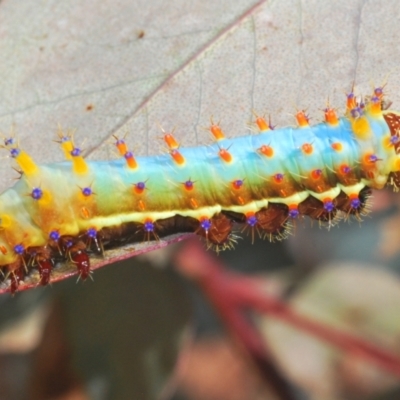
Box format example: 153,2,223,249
1,85,400,294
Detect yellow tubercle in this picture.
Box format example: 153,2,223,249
15,150,39,175
0,214,12,229
61,141,74,160
392,157,400,172
72,155,89,175
38,190,53,206
56,127,76,160
350,116,371,140
368,100,382,117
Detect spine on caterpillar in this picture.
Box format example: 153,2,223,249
1,86,400,293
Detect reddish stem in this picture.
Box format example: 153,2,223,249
175,238,297,399
174,238,400,380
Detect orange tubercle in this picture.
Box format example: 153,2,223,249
273,173,284,184
255,116,269,131
232,179,244,190
288,204,299,218
258,144,274,157
295,110,309,127
331,142,343,152
170,149,185,165
339,164,351,175
311,169,322,180
301,143,313,155
164,133,179,149
113,136,129,155
346,90,357,111
133,182,146,195
369,96,382,116
210,123,225,141
363,153,379,166
183,179,195,191
218,148,232,163
124,152,138,169
324,107,339,125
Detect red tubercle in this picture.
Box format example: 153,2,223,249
183,179,195,191
311,169,322,180
363,153,380,166
133,181,147,195
273,173,284,184
0,245,7,255
339,164,351,175
232,179,244,190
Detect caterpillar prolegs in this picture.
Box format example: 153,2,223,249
1,85,400,294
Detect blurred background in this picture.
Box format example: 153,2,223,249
1,189,400,400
